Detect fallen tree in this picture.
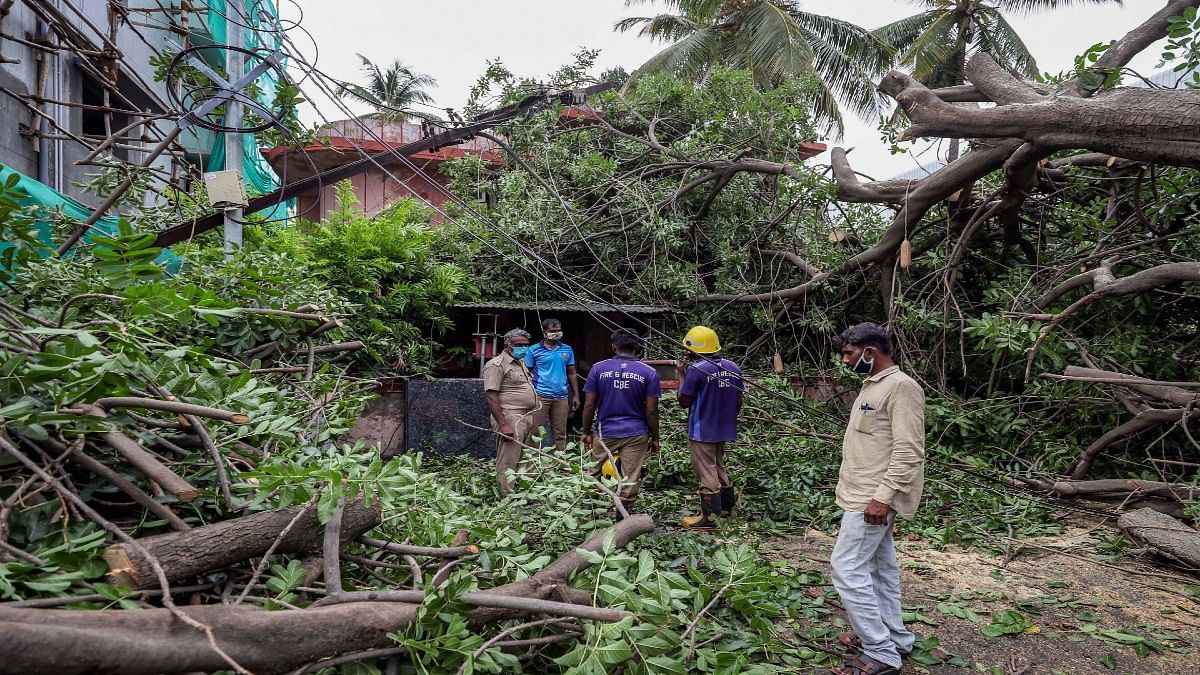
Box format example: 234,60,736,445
103,499,383,589
1045,366,1200,479
0,516,654,675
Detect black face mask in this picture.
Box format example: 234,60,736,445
853,349,875,375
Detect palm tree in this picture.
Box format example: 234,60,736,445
876,0,1122,158
336,54,437,123
615,0,893,136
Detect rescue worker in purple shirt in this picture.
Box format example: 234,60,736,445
580,329,661,520
676,325,743,530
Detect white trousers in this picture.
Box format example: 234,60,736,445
830,511,915,668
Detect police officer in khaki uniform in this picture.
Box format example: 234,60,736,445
483,328,538,495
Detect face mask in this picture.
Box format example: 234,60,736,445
510,346,528,358
853,349,875,375
545,331,563,341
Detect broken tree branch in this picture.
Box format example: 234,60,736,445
322,496,348,595
103,499,382,589
0,432,251,674
883,54,1200,168
313,590,634,622
68,441,190,532
93,397,251,425
67,404,199,503
1068,408,1200,479
0,515,655,674
358,536,480,559
1058,366,1199,407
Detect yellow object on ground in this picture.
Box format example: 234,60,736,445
601,452,621,478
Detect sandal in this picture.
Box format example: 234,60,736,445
838,633,913,656
830,655,901,675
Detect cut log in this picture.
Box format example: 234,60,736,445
1118,508,1200,573
0,515,655,675
103,500,382,589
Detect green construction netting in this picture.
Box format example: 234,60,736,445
0,162,178,269
204,0,291,222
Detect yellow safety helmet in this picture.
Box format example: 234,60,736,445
601,453,621,478
682,325,721,354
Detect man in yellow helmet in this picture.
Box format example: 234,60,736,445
677,325,743,530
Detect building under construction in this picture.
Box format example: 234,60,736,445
0,0,281,221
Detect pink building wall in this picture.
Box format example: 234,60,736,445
267,118,502,224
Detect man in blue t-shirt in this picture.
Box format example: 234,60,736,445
677,325,743,530
525,318,579,452
580,329,661,517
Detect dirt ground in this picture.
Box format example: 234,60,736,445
764,524,1200,675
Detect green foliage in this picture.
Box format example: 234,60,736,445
616,0,892,134
0,174,52,273
981,610,1034,638
337,54,436,123
446,62,831,335
247,181,476,375
1161,7,1200,88
0,205,377,602
1073,42,1121,92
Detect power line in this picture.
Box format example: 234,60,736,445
163,22,1130,525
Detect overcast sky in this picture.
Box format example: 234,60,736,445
282,1,1165,178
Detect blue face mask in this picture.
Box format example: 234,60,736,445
853,349,875,375
510,346,528,358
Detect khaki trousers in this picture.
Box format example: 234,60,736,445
689,440,731,495
493,407,534,495
531,397,571,452
589,434,650,500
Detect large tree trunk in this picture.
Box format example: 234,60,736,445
103,500,383,589
881,65,1200,168
1118,508,1200,573
0,601,420,675
0,515,655,675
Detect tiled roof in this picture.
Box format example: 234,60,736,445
454,300,675,314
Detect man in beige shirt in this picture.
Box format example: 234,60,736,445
830,323,925,675
483,328,538,495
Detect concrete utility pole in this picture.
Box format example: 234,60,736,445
223,0,244,258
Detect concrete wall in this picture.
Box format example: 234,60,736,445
297,162,455,223
346,390,406,459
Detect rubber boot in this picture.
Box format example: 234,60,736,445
719,486,736,516
680,493,721,530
